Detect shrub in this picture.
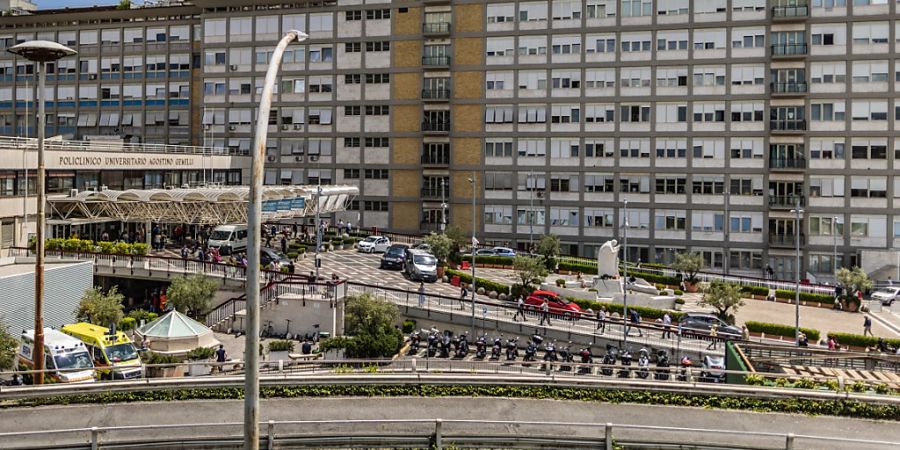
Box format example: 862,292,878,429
132,243,149,255
402,319,416,334
343,237,357,245
627,271,680,286
555,279,566,287
186,346,216,360
827,332,900,349
775,290,834,304
674,290,684,296
745,321,820,341
565,297,683,321
142,352,181,365
558,261,597,274
674,298,686,305
741,286,770,297
474,255,515,266
268,340,295,352
117,317,137,331
655,284,665,290
445,269,510,296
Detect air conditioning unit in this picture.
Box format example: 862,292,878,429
295,156,304,162
267,156,275,162
293,124,302,130
309,155,319,162
100,185,108,191
228,125,236,131
68,188,78,197
281,124,289,130
229,65,239,71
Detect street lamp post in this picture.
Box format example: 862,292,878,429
622,200,629,347
244,30,307,450
440,178,447,233
7,40,76,386
724,191,730,274
469,172,477,338
529,170,534,249
791,197,803,346
833,216,838,281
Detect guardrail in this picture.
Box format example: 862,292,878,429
2,416,897,450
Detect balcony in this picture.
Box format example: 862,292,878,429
421,89,451,101
422,56,451,67
769,157,807,170
769,233,806,247
771,43,808,57
421,187,447,200
772,5,809,19
420,221,444,233
422,121,450,133
770,119,806,133
769,195,805,208
770,82,808,96
423,22,451,36
421,153,450,166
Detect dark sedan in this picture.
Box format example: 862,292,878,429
380,244,409,270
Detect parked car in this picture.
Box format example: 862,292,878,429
491,247,517,257
474,248,497,256
261,247,294,272
524,290,583,318
380,244,409,270
412,242,431,252
677,313,742,339
403,249,438,282
871,287,900,306
357,236,391,253
701,355,726,382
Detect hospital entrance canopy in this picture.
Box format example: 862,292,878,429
47,185,357,225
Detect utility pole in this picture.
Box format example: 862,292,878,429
833,216,838,282
792,197,803,346
622,200,629,347
723,190,730,274
469,172,477,338
440,178,447,233
22,77,28,245
529,170,534,249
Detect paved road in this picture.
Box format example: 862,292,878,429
1,397,896,449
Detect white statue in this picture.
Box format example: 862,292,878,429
597,239,620,278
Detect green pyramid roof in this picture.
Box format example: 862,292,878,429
138,310,211,338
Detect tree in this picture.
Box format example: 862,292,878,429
698,279,744,324
672,252,704,284
513,256,549,292
536,234,560,270
423,232,452,266
75,286,124,327
117,0,132,10
320,293,402,358
837,266,873,294
166,274,218,319
443,225,468,263
0,321,17,371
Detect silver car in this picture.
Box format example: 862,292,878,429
872,287,900,306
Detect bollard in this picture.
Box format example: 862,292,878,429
278,360,283,372
91,427,99,450
411,358,417,372
785,433,794,450
604,423,613,450
434,418,443,450
267,420,275,450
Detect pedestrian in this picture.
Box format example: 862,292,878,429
628,309,643,337
540,300,551,326
765,264,774,280
459,286,467,310
827,336,837,351
513,295,526,322
889,277,894,287
662,312,672,339
798,332,808,347
280,235,288,254
141,335,149,350
338,219,345,234
180,245,188,259
597,307,606,333
741,324,750,341
707,323,719,350
863,315,873,336
418,282,426,308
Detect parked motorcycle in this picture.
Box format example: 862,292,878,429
618,348,633,378
558,342,573,372
578,347,593,375
475,335,487,359
601,345,618,376
505,337,519,361
654,350,670,381
490,336,502,360
636,347,650,379
408,331,421,355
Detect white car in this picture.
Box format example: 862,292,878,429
357,236,391,253
872,287,900,306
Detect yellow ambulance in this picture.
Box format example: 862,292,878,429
61,323,143,380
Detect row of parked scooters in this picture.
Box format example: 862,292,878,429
408,329,697,381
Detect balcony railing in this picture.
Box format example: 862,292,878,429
770,82,808,94
423,23,451,35
420,221,445,233
422,56,451,66
769,195,805,208
769,157,807,170
771,43,808,57
772,5,809,18
421,89,451,100
422,121,450,133
421,153,450,165
770,119,807,132
769,233,807,247
421,188,447,200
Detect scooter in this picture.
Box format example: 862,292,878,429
654,350,670,381
490,336,502,360
439,331,452,358
524,335,543,363
505,337,519,361
475,335,487,359
558,342,573,372
455,333,469,358
601,345,618,376
678,356,693,382
618,348,633,378
426,331,439,358
408,331,421,355
637,347,650,379
578,347,593,375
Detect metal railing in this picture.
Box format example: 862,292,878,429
422,55,451,66
206,279,346,328
769,195,805,208
421,121,451,132
0,135,242,156
421,88,451,100
768,233,806,247
422,22,451,34
771,43,808,56
772,5,809,17
769,156,807,169
421,152,450,165
770,82,808,94
770,119,807,131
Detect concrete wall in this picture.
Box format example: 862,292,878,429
0,260,92,332
232,294,343,340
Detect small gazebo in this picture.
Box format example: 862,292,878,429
136,310,220,356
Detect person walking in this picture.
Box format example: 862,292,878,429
661,312,672,339
741,325,750,341
707,323,719,350
539,300,551,326
280,235,288,254
513,296,526,322
863,315,873,336
597,307,606,333
828,336,837,351
418,282,426,308
628,309,643,337
458,286,468,310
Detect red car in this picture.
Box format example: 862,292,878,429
525,290,583,318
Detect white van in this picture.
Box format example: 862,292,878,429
18,328,96,384
208,224,248,255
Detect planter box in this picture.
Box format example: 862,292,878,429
268,350,290,361
147,365,185,378
188,360,212,377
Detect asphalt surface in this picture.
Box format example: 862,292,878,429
1,397,897,449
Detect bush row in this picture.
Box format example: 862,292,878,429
11,385,900,420
565,297,684,322
744,321,820,341
774,290,835,304
827,332,900,349
445,269,510,296
557,261,598,274
42,238,149,256
472,255,515,266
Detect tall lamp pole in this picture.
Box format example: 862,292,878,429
622,200,629,347
529,170,534,249
833,216,838,281
245,30,307,450
724,190,730,274
791,197,803,346
7,40,76,386
440,178,447,233
469,172,477,337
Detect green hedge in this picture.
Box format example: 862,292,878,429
565,297,684,322
43,238,149,255
558,261,598,274
10,385,899,420
745,321,820,341
402,319,416,334
627,271,681,286
741,286,770,297
827,332,900,349
117,317,137,331
268,340,295,352
775,290,834,304
445,269,510,296
473,255,514,266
